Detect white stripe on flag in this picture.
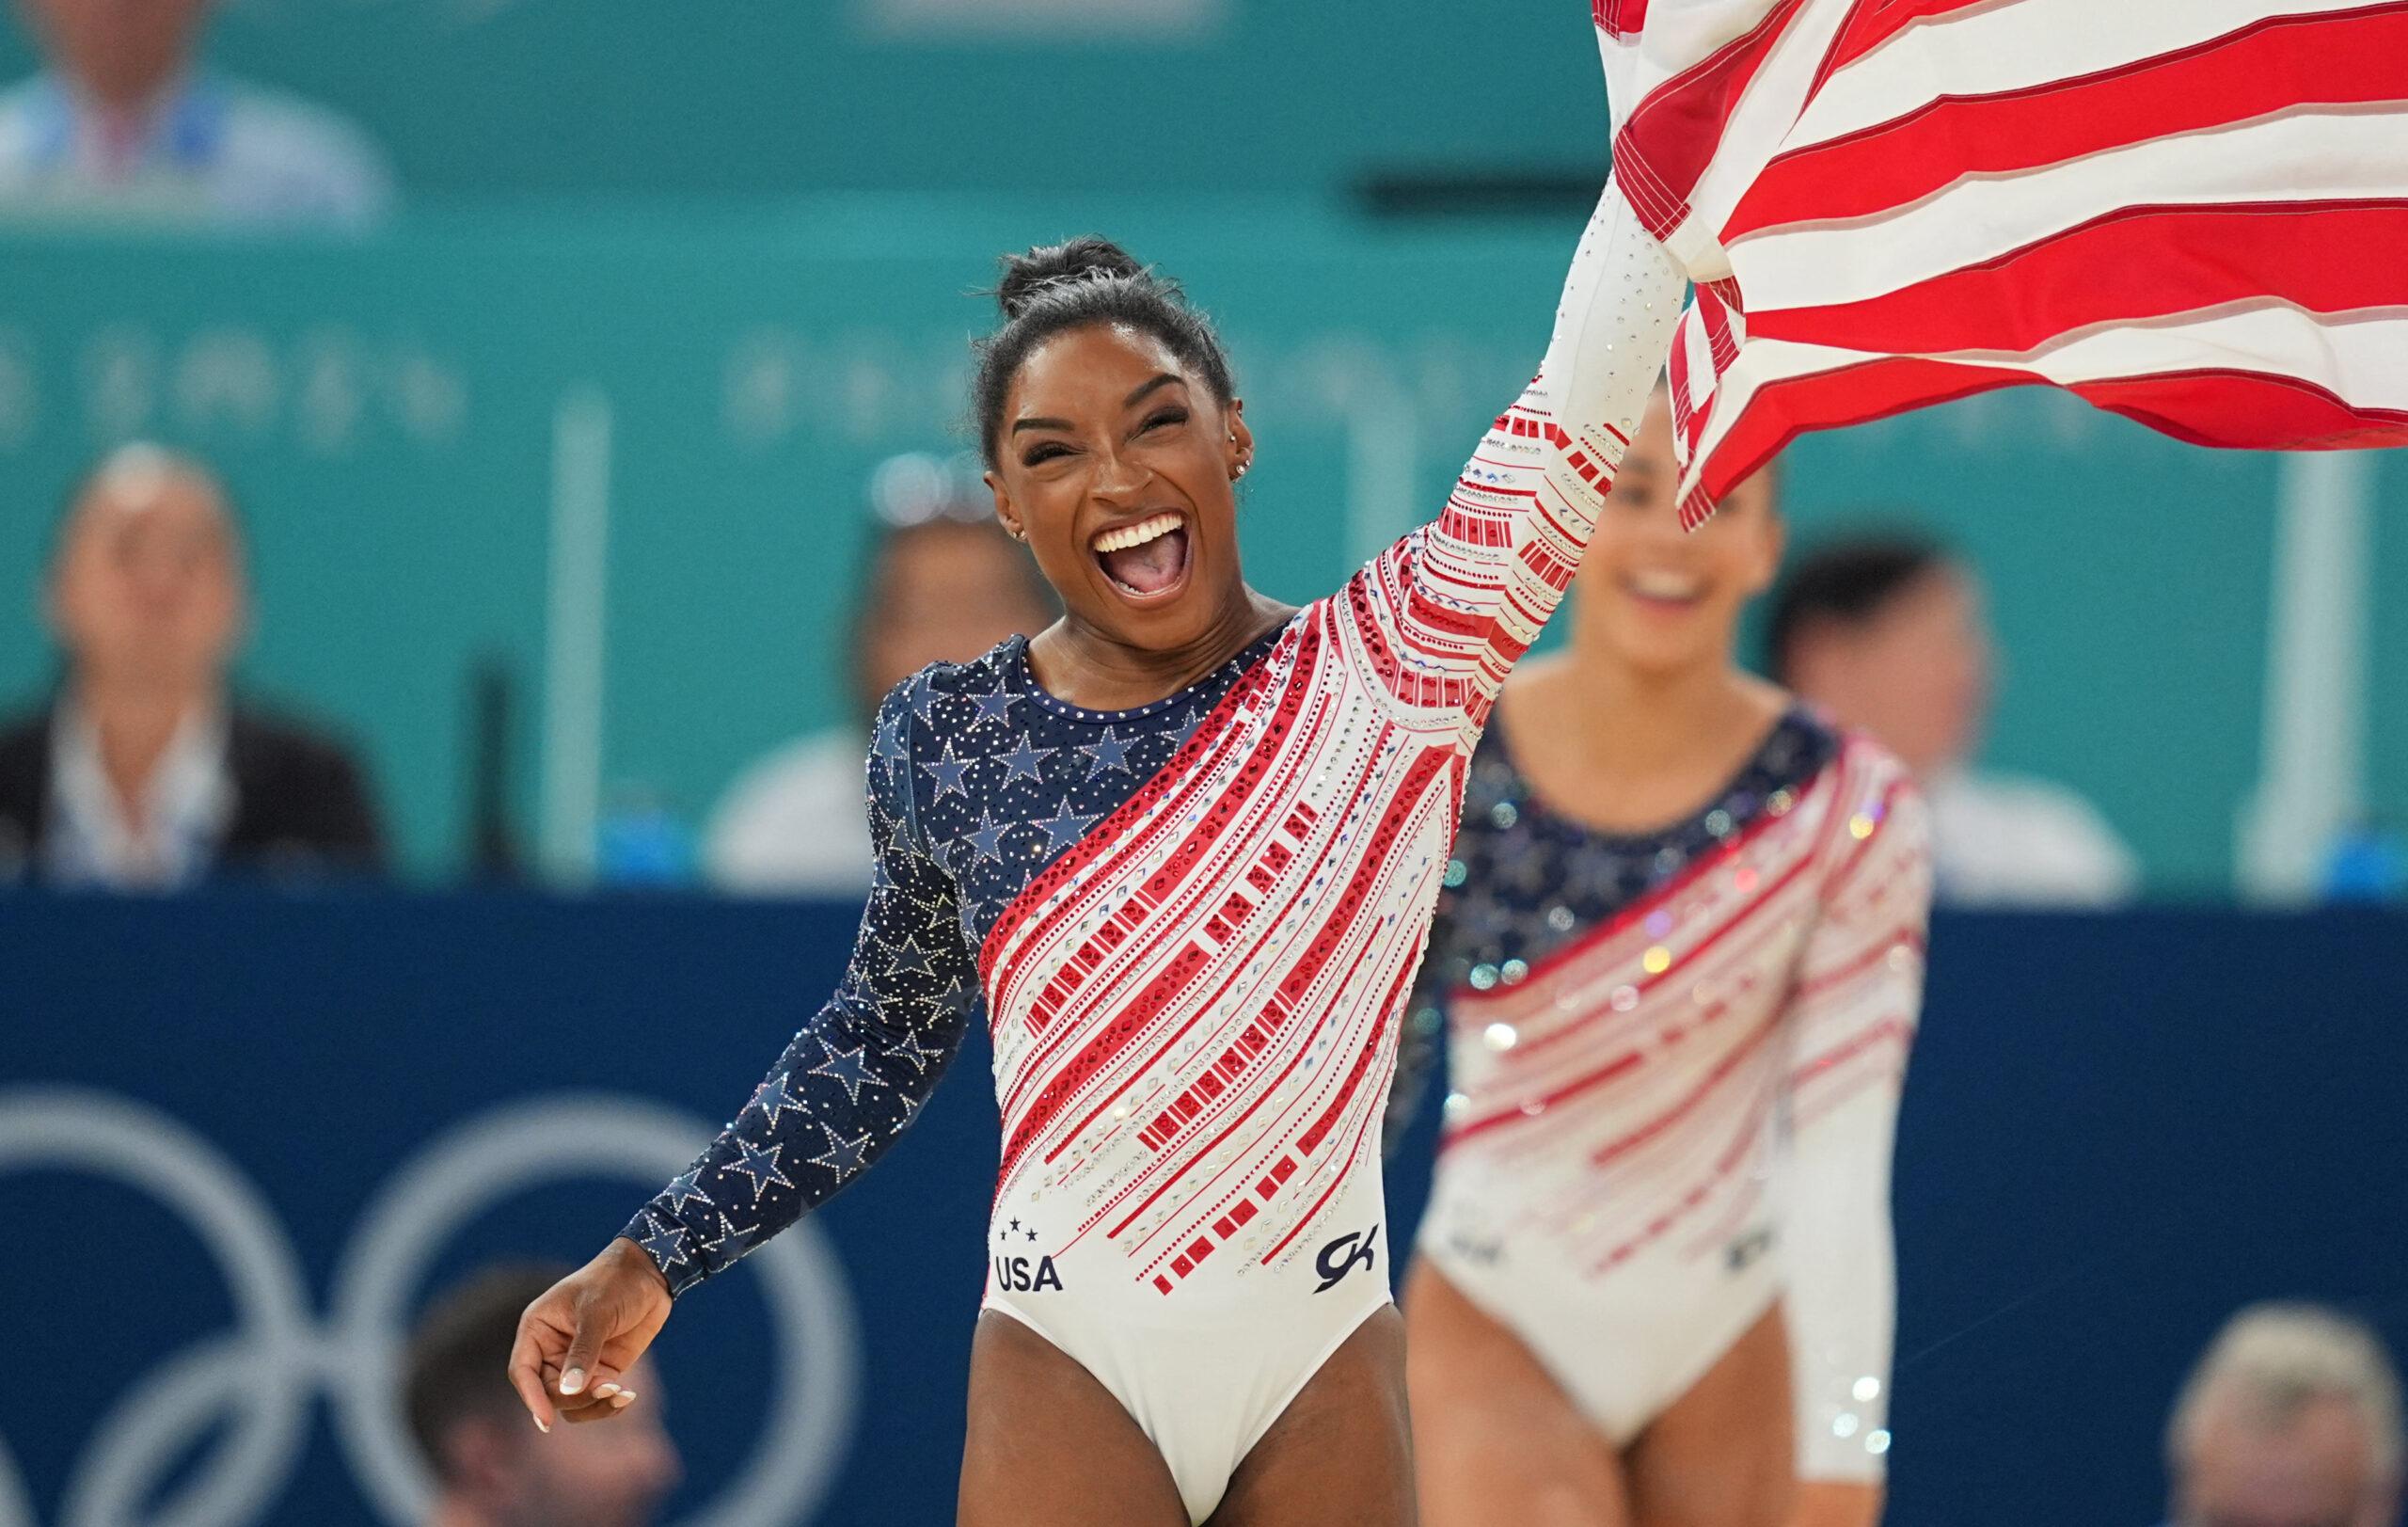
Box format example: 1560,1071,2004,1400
1727,108,2408,310
1789,0,2385,152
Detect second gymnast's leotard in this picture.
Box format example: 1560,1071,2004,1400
1401,703,1931,1481
621,181,1686,1524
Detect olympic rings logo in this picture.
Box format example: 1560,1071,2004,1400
0,1086,860,1527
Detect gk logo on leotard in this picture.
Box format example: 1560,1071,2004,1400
1724,1225,1776,1274
1314,1222,1379,1293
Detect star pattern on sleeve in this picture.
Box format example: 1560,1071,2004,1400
639,1216,690,1270
810,1123,874,1183
924,741,974,803
808,1041,885,1105
723,1140,793,1203
659,1168,714,1216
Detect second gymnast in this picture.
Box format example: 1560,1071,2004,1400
1398,390,1934,1527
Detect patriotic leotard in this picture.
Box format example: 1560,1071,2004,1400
625,181,1686,1523
1402,705,1931,1480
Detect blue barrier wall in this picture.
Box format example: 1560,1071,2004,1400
4,895,2405,1525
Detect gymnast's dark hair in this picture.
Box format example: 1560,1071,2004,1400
1764,530,1955,684
974,237,1236,467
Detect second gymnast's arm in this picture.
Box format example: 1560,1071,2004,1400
620,681,980,1296
1782,752,1934,1500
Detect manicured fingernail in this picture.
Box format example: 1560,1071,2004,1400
593,1383,620,1399
561,1367,587,1395
610,1392,636,1408
532,1413,550,1435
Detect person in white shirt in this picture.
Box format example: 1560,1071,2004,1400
1768,532,2140,907
704,455,1056,897
0,0,393,230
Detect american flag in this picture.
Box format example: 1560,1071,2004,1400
1594,0,2408,526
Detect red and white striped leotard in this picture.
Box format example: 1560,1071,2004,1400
628,180,1685,1523
1409,711,1931,1479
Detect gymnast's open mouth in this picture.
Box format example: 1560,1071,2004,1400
1092,510,1192,605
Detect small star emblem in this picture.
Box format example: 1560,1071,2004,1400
724,1140,793,1203
750,1070,806,1124
1083,727,1135,778
809,1042,885,1105
912,683,947,727
965,812,1011,861
640,1217,689,1267
810,1125,873,1182
1028,805,1097,857
923,741,974,803
972,691,1015,728
997,738,1053,782
886,936,937,979
872,706,911,766
660,1168,714,1215
884,1026,943,1074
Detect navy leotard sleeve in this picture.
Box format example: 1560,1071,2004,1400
622,680,979,1296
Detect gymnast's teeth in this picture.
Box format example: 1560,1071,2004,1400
1092,512,1184,553
1628,569,1702,599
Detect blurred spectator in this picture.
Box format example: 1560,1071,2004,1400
705,453,1054,896
2164,1303,2403,1527
1768,532,2139,907
0,0,392,230
0,442,386,887
406,1264,682,1527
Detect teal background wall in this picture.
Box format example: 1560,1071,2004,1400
3,206,2400,889
0,2,1611,199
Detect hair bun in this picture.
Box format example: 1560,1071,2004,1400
995,237,1146,320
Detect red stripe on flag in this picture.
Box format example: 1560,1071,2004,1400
1753,200,2408,358
2067,368,2408,452
1729,6,2408,240
1595,0,1649,40
1678,356,2408,529
1612,0,1812,237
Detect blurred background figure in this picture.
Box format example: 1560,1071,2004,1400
703,452,1055,897
0,442,385,887
406,1264,682,1527
2164,1303,2403,1527
1768,531,2139,908
0,0,392,229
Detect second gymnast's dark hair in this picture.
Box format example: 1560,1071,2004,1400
973,237,1237,468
